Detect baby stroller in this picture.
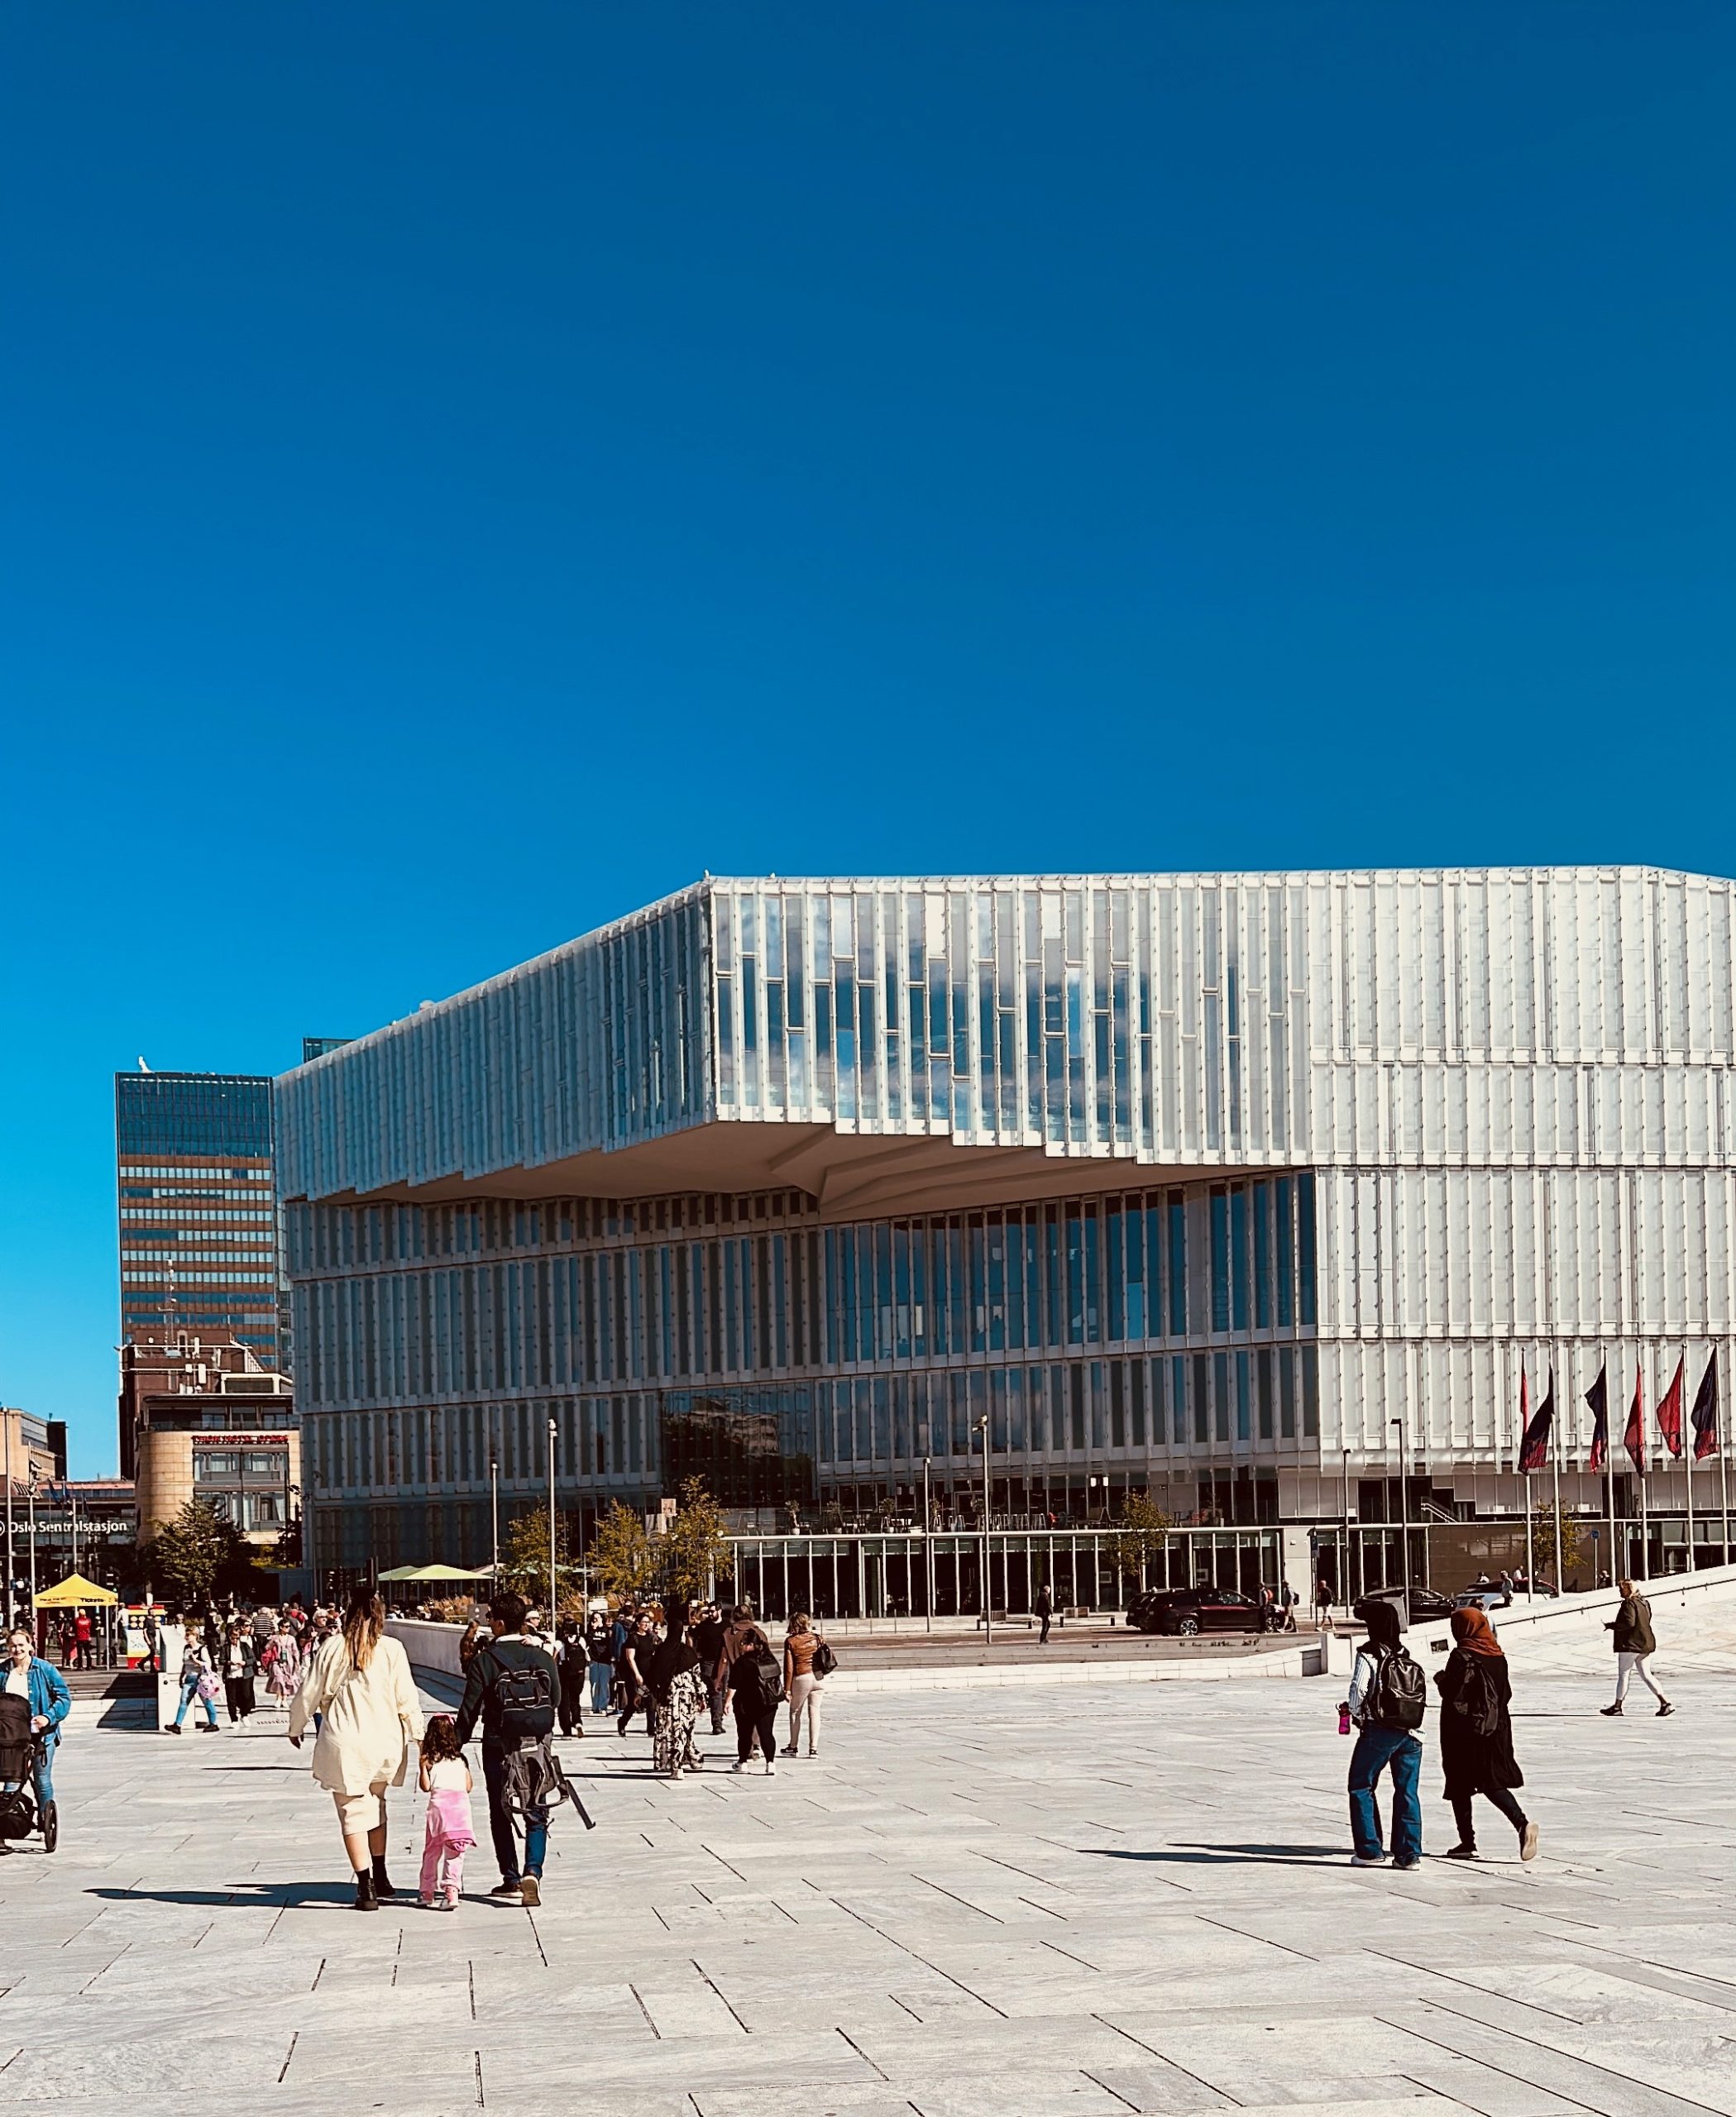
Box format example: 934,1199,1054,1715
0,1691,57,1853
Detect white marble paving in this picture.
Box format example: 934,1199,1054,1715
2,1613,1733,2116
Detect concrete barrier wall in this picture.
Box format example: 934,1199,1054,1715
387,1614,1325,1694
388,1617,466,1679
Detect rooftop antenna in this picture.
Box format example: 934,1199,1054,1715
137,1057,151,1073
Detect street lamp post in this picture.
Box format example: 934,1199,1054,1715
1341,1446,1351,1613
27,1470,39,1626
547,1416,559,1626
3,1412,13,1630
1390,1416,1408,1599
975,1417,992,1645
922,1455,933,1634
490,1455,500,1581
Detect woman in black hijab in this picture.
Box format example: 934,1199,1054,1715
1436,1607,1538,1862
646,1606,705,1780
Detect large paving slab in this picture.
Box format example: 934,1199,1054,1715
2,1614,1733,2116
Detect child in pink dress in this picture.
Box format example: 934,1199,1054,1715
418,1714,476,1910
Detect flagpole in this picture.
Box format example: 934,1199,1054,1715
1604,1367,1616,1587
1516,1361,1535,1601
1719,1346,1730,1566
1550,1361,1564,1591
1686,1346,1696,1573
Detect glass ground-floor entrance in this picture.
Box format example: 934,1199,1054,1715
720,1526,1284,1622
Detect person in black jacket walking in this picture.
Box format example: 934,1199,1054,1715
1601,1579,1672,1717
555,1619,587,1739
452,1593,559,1907
691,1603,728,1731
719,1605,780,1776
1435,1607,1538,1863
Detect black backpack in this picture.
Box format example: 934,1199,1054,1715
741,1640,783,1710
1450,1656,1500,1739
1365,1645,1427,1732
811,1638,836,1680
485,1648,557,1741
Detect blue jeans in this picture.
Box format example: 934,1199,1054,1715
587,1661,612,1713
482,1745,548,1883
173,1675,218,1728
1348,1726,1423,1862
31,1738,54,1814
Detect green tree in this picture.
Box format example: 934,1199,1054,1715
1107,1492,1174,1587
591,1501,656,1603
659,1479,730,1604
490,1507,571,1600
1527,1497,1589,1589
146,1499,256,1605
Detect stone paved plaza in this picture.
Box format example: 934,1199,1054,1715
3,1609,1735,2117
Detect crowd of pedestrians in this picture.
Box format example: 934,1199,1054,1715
163,1595,336,1732
133,1558,1694,1904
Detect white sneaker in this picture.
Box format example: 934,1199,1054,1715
730,1760,750,1774
1350,1854,1387,1867
765,1761,777,1776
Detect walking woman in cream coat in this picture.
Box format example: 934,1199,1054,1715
289,1586,425,1910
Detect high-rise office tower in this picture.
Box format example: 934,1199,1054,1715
115,1072,283,1406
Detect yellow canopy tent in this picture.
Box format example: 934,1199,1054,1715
33,1574,118,1607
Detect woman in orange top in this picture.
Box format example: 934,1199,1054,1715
781,1613,825,1758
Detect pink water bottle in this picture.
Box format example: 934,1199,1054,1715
1337,1704,1351,1736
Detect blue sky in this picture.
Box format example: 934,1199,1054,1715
3,5,1734,1473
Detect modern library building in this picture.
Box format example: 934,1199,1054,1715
276,869,1736,1606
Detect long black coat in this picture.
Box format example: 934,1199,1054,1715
1434,1648,1523,1799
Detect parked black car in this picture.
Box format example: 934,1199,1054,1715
1351,1584,1456,1626
1126,1586,1269,1637
1125,1588,1172,1632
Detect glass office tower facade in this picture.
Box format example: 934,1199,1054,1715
116,1072,284,1370
278,870,1736,1576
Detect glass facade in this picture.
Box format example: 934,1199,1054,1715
288,1175,1322,1568
277,868,1736,1575
116,1072,284,1364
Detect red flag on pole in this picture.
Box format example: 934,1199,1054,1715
1691,1352,1719,1461
1657,1356,1684,1459
1585,1364,1609,1471
1624,1369,1646,1475
1518,1368,1554,1473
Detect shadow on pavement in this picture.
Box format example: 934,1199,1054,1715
1081,1842,1346,1866
88,1882,358,1907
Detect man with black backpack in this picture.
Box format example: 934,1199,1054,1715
454,1593,560,1904
1342,1598,1426,1870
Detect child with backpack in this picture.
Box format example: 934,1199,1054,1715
417,1713,476,1910
1434,1607,1538,1863
1342,1598,1426,1869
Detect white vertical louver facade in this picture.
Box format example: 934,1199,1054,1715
276,867,1736,1526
